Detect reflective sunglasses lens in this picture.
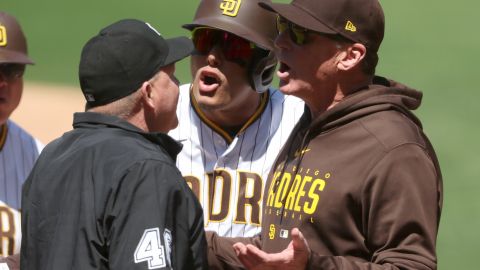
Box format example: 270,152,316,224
276,16,307,45
222,32,254,62
191,28,216,54
276,16,288,34
192,28,254,64
291,26,306,45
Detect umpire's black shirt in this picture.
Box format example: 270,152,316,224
21,112,208,270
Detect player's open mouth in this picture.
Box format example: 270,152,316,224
199,71,220,94
203,75,218,85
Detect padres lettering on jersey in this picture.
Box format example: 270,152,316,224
169,84,304,237
0,120,43,256
184,169,263,225
0,201,21,257
262,148,333,243
265,161,330,223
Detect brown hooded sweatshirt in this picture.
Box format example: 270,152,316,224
208,77,443,270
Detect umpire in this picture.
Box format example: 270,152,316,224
20,19,207,270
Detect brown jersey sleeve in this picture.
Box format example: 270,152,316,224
206,231,261,270
0,253,20,270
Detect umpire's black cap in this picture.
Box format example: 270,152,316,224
79,19,193,107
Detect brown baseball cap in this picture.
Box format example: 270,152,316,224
259,0,385,52
183,0,277,50
0,11,34,64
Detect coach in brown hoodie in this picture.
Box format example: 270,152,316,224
207,0,443,269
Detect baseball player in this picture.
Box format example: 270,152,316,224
168,0,304,237
0,11,42,259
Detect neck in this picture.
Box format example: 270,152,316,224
128,113,149,132
202,92,262,132
309,78,372,119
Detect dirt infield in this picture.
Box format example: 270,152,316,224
10,82,85,145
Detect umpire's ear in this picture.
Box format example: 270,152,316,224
141,80,155,109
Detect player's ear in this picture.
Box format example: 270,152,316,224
337,43,366,71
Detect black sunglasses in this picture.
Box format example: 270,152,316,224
0,64,25,81
276,16,349,46
276,16,312,45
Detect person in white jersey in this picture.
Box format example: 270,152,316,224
169,0,304,237
0,11,43,267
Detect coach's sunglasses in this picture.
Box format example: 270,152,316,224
276,15,313,45
191,27,257,65
0,63,25,81
276,15,350,46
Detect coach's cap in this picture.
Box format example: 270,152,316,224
259,0,385,52
79,19,193,107
0,11,34,64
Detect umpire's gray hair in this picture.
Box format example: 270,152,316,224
86,87,143,119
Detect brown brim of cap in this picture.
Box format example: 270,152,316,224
258,2,337,35
0,49,34,65
163,36,194,67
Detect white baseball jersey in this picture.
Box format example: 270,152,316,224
0,120,43,256
169,84,304,237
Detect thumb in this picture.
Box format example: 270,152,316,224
291,228,310,253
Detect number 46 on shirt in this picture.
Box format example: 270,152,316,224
134,228,172,269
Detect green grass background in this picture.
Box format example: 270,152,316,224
2,0,478,268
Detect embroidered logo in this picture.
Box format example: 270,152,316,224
219,0,242,17
268,224,276,240
294,148,311,158
0,26,7,46
85,93,95,102
345,21,357,32
279,229,289,239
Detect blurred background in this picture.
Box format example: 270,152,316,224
2,0,478,268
